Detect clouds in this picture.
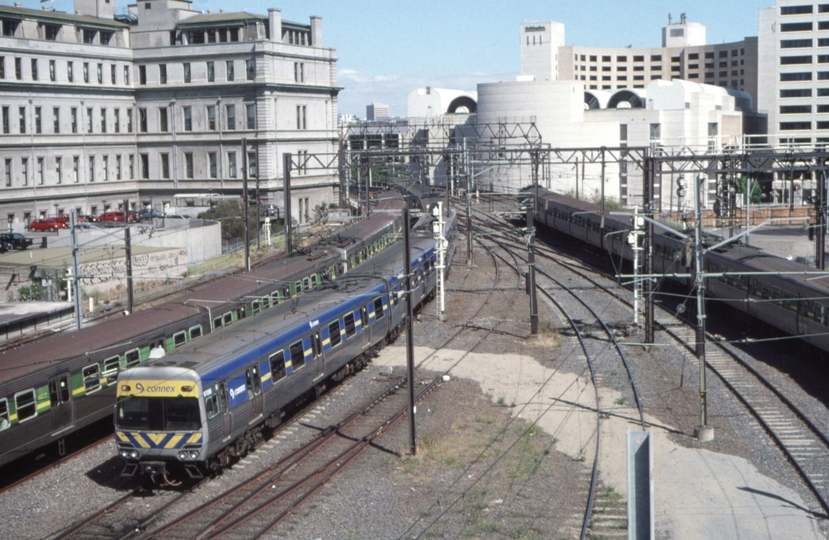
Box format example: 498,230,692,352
336,68,515,118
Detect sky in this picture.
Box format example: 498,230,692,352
31,0,774,117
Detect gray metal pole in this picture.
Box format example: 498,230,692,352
242,138,250,272
284,152,292,256
125,225,133,315
527,209,538,334
694,173,713,441
70,210,82,330
404,207,416,455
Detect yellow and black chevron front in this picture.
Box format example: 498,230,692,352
116,431,202,449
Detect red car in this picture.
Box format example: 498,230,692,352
98,210,136,224
28,218,65,232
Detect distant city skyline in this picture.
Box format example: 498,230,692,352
37,0,773,117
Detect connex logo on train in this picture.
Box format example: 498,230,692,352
135,382,176,394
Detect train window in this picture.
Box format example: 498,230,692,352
82,364,101,394
294,281,302,295
218,383,228,413
206,392,220,419
102,355,120,381
125,348,140,368
344,312,356,337
189,325,203,339
290,340,305,370
312,332,321,358
373,297,384,320
361,307,369,328
303,277,311,290
246,366,261,397
237,307,246,320
213,316,223,329
270,351,286,382
270,290,280,305
251,300,262,314
328,320,342,347
223,312,233,326
173,331,187,347
14,389,37,423
0,399,8,430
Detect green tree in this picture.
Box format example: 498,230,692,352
18,283,44,301
198,201,246,242
734,175,762,204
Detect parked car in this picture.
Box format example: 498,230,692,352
140,209,166,220
0,232,33,250
78,214,99,223
166,214,191,219
98,210,137,225
28,218,65,232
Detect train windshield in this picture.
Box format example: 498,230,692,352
116,396,201,431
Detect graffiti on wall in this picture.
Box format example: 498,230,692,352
79,248,188,292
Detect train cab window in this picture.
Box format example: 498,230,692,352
15,389,37,422
312,332,322,358
328,320,342,347
189,325,203,339
223,312,233,326
173,331,187,347
124,348,140,368
270,350,286,382
251,300,262,314
0,399,8,430
373,297,384,320
245,366,261,398
213,315,223,329
290,340,306,370
102,355,120,382
82,364,101,394
344,312,356,337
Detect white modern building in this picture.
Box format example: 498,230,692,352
407,87,478,117
0,0,340,229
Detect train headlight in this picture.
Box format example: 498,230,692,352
178,451,188,460
129,450,139,459
120,450,130,459
189,450,200,459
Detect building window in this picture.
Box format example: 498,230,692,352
4,159,11,187
37,157,43,185
52,107,59,133
138,108,147,132
296,105,306,129
139,154,149,179
184,153,194,178
123,65,129,85
781,22,813,32
14,57,21,80
781,56,813,65
102,155,108,181
294,62,304,82
183,62,191,83
126,108,132,133
159,107,168,132
88,156,94,182
55,156,61,184
226,60,234,81
115,155,121,180
246,59,255,80
49,60,55,82
1,106,7,134
31,58,37,81
246,104,255,129
45,24,58,40
70,107,77,133
128,154,134,179
114,109,120,133
207,105,216,131
207,61,214,82
183,106,192,131
247,151,257,178
781,5,813,15
228,152,237,178
782,39,813,48
83,29,96,43
21,157,27,185
111,64,116,84
18,106,25,134
649,123,661,141
67,61,73,82
86,107,93,133
73,156,79,183
208,152,217,178
160,153,170,179
780,121,812,130
781,72,812,81
34,107,41,134
226,104,235,130
83,62,89,83
139,65,146,85
97,63,102,84
100,108,106,133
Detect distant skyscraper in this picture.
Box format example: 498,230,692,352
366,103,389,120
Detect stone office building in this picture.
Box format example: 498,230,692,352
0,0,339,229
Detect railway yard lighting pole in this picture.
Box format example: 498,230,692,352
694,173,714,442
70,210,82,330
404,207,417,455
242,138,251,272
526,208,538,334
433,202,447,322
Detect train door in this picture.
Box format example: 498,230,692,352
48,373,73,433
219,382,231,440
311,331,323,379
245,366,263,421
360,307,370,346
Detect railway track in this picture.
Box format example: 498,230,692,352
475,203,829,521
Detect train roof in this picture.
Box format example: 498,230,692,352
0,302,203,383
